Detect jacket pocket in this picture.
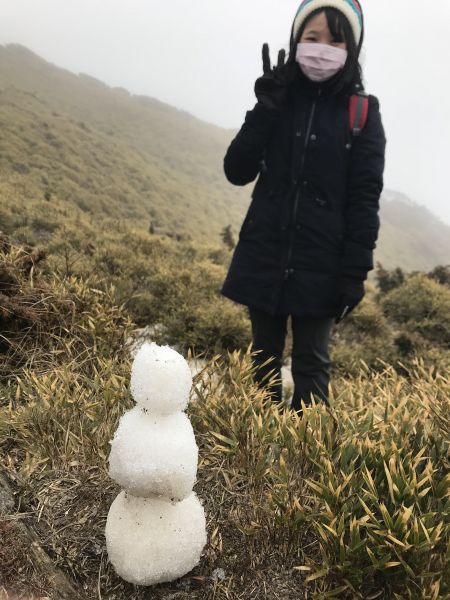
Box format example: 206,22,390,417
302,181,332,211
298,188,344,251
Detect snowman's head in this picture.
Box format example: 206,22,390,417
130,342,192,414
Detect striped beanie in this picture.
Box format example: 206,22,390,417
292,0,364,46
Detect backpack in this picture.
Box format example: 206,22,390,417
349,92,369,137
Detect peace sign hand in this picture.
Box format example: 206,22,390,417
262,42,286,74
255,43,290,111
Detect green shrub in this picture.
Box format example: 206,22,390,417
332,299,396,376
382,275,450,347
164,298,251,355
375,262,406,294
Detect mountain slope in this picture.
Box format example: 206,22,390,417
0,43,246,239
0,43,449,270
378,191,450,272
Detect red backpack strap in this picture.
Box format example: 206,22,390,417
349,92,369,137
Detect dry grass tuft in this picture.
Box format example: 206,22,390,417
0,232,134,380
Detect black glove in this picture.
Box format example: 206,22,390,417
254,43,291,111
335,277,365,324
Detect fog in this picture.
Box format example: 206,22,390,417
1,0,449,224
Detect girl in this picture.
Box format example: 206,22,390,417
220,0,386,414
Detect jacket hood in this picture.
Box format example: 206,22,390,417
285,3,365,96
291,1,364,49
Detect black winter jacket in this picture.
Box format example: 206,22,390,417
220,77,386,317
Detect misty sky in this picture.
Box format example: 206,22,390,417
1,0,449,224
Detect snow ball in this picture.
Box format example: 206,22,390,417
108,407,198,500
130,342,192,414
105,491,207,586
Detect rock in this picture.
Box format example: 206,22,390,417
0,485,15,514
0,470,15,514
211,567,226,581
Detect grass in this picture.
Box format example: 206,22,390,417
0,213,450,600
1,350,448,599
0,238,449,599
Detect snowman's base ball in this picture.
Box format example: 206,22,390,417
105,491,207,586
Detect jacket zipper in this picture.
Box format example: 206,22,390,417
283,94,319,280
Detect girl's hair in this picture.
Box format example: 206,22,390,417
288,7,364,93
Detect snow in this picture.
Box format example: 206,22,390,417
130,342,193,414
105,490,207,586
105,342,206,586
108,406,198,500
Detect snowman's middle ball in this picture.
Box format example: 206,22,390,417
108,407,198,500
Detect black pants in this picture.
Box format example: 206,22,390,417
248,306,334,413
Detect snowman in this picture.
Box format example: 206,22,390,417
105,342,207,586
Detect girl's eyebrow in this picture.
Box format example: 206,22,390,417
304,29,319,35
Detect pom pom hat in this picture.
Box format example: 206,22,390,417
292,0,364,46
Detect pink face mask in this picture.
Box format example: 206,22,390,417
296,42,348,82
